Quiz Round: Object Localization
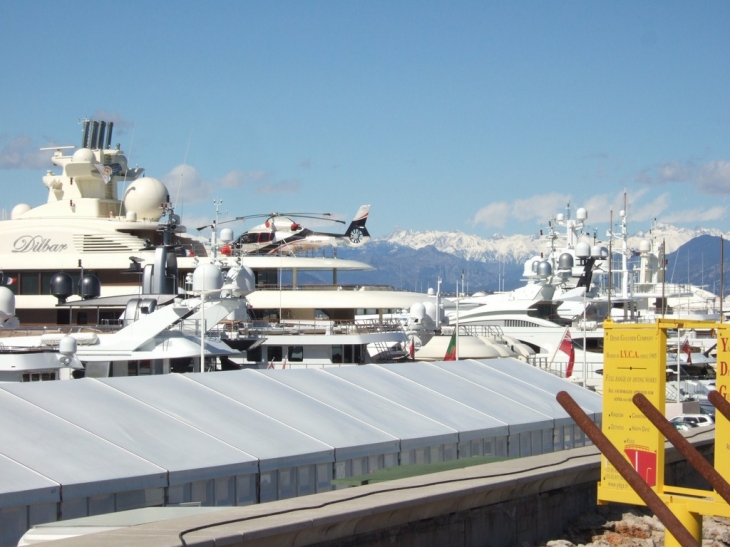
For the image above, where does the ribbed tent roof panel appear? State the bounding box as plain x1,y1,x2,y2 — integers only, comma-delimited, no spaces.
260,369,461,450
0,390,167,500
98,374,333,471
382,361,555,433
189,371,402,461
0,380,256,484
0,453,59,508
426,360,564,427
474,358,602,420
325,365,510,441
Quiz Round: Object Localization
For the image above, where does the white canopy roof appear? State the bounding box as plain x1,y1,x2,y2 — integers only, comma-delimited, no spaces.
0,357,602,510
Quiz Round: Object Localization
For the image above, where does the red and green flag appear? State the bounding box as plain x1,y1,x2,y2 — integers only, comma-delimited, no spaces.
443,332,457,361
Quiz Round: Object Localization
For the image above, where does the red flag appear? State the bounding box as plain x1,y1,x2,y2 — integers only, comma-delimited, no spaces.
443,332,457,361
408,338,415,360
559,329,575,378
681,338,692,364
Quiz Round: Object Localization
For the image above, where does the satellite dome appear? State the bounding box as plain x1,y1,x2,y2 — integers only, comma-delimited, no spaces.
558,253,574,270
72,148,96,163
11,203,31,219
221,265,255,297
576,207,587,220
536,261,552,277
193,263,223,292
427,287,435,296
50,272,74,303
219,228,234,243
123,177,169,221
592,245,609,258
423,302,438,322
0,287,15,318
59,336,77,357
556,213,564,222
575,242,591,258
409,302,426,320
639,240,652,253
80,273,101,299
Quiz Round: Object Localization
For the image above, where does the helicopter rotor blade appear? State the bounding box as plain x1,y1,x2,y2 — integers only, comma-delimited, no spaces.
233,212,346,224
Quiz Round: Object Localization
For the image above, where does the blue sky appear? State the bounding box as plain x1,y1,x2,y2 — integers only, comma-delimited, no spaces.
1,1,729,240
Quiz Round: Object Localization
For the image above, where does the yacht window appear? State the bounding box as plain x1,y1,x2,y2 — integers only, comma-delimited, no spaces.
573,337,604,353
267,346,283,362
19,273,40,295
170,357,194,373
288,346,304,362
246,346,262,362
344,345,353,363
332,345,343,364
41,272,56,295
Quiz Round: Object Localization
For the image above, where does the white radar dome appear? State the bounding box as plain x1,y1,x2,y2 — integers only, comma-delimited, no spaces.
72,148,96,163
123,177,169,221
576,207,587,220
591,245,609,258
11,203,31,219
192,263,223,293
221,265,255,297
423,302,438,322
59,336,77,357
409,302,426,320
219,228,234,243
575,242,591,258
639,240,652,253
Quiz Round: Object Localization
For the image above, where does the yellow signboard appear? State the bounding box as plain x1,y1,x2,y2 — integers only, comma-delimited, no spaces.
598,320,666,505
714,329,730,481
593,319,730,547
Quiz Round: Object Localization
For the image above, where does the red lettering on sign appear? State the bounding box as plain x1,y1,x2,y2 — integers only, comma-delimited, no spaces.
721,361,729,376
722,337,729,352
719,385,727,399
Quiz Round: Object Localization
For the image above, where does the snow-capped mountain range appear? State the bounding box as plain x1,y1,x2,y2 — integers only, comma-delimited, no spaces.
380,223,730,263
330,222,730,294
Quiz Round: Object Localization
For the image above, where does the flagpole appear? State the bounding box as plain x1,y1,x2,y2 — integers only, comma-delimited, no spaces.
583,287,587,386
676,335,681,403
455,278,460,361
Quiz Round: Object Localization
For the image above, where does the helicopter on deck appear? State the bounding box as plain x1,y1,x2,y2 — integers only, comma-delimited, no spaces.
203,205,371,256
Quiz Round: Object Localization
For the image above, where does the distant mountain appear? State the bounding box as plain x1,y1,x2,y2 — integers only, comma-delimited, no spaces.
665,234,730,293
300,224,730,295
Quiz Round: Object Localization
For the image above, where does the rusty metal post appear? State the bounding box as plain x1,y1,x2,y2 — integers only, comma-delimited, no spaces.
556,391,700,547
633,392,730,505
709,390,730,422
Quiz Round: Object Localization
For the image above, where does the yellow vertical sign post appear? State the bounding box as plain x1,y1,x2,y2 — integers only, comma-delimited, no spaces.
599,319,666,506
713,327,730,483
598,319,730,547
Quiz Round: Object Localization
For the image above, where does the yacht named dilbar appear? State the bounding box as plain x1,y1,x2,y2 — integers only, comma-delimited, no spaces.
1,120,428,327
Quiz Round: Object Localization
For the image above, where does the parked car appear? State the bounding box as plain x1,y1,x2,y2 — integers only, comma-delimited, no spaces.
669,414,714,428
